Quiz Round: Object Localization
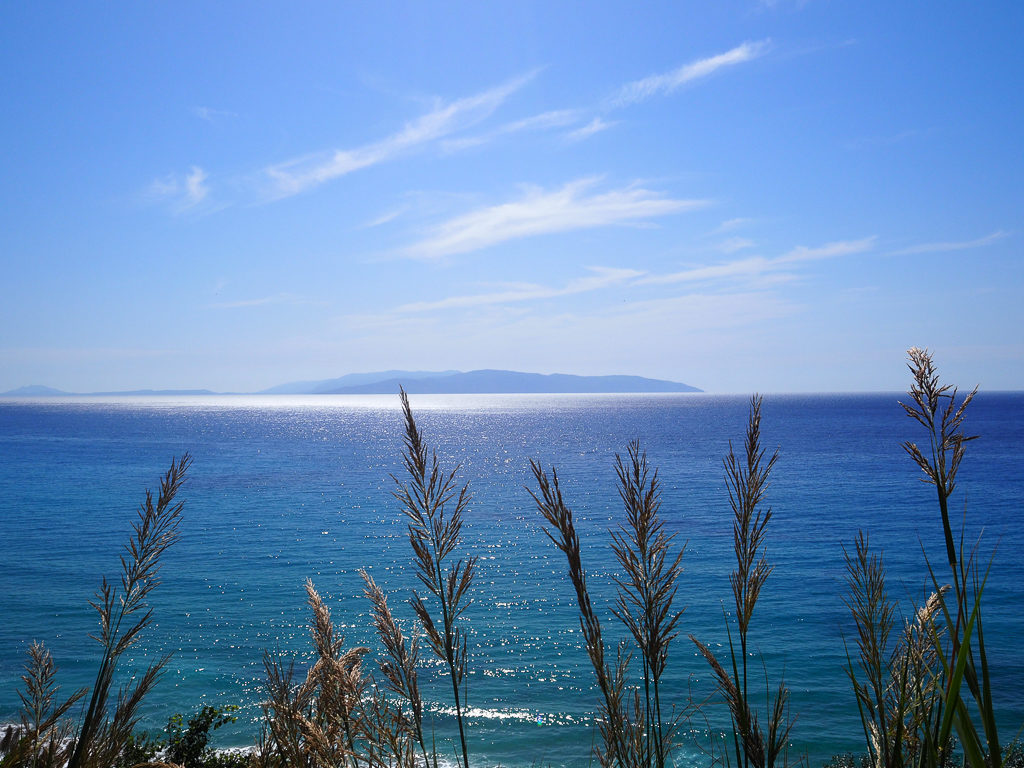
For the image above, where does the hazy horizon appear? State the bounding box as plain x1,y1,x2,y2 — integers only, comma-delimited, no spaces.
2,3,1021,394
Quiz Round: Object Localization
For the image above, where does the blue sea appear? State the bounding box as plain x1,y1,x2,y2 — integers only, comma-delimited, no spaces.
1,392,1022,766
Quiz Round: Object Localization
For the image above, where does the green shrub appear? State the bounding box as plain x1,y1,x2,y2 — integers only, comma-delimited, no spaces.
165,705,240,768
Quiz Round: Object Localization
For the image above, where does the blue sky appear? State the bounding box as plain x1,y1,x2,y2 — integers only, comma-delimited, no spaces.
1,2,1021,393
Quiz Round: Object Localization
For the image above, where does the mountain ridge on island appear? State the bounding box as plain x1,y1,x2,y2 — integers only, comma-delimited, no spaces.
282,369,701,394
3,370,702,396
261,370,461,394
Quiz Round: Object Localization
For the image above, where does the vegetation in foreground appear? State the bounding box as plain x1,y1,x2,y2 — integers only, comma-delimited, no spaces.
0,349,1019,768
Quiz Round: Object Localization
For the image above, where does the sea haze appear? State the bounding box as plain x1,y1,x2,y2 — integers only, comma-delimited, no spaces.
0,393,1021,767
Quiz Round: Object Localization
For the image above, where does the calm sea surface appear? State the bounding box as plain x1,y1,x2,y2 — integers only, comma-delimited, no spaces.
1,393,1022,766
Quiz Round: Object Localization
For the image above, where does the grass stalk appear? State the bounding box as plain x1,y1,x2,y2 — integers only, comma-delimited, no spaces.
531,439,686,768
0,456,190,768
529,460,632,767
392,388,476,768
842,348,1003,768
610,440,685,768
67,454,190,768
691,396,796,768
362,570,431,768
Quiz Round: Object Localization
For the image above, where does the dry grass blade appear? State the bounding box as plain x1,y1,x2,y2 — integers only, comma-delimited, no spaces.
899,347,978,579
529,459,632,768
691,637,766,768
725,397,778,639
2,642,86,768
66,454,191,768
359,687,418,768
303,580,369,768
842,532,900,768
260,653,311,768
392,388,475,768
609,440,686,768
260,582,374,768
692,397,797,768
361,570,429,768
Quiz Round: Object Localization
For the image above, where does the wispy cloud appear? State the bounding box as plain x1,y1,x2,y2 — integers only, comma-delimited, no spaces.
193,105,237,123
146,165,210,213
716,237,755,254
889,230,1009,256
405,177,707,259
777,236,876,263
566,117,615,141
440,108,581,153
395,267,644,313
611,40,771,107
362,207,407,229
209,293,308,309
185,167,208,205
263,74,533,198
708,217,755,235
639,236,875,286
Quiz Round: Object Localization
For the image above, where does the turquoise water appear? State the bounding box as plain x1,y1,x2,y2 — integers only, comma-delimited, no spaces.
1,392,1022,766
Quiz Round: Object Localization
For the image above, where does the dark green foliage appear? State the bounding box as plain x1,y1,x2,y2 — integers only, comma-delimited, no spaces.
111,705,245,768
822,754,872,768
165,705,240,768
113,730,162,768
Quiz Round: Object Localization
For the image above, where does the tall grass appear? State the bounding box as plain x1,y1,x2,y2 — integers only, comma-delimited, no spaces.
843,532,947,768
259,577,434,768
843,347,1004,768
392,387,476,768
690,396,797,768
0,454,190,768
5,351,1021,768
530,439,687,768
362,570,430,768
259,390,473,768
260,579,373,768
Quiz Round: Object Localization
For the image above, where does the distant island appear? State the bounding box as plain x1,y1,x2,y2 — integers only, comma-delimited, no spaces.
1,385,217,397
2,370,701,396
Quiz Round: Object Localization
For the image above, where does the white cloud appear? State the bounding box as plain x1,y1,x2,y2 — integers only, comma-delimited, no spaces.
264,74,533,198
889,230,1008,256
395,266,644,313
709,217,755,235
717,237,755,254
362,207,407,229
639,236,875,286
193,106,237,123
502,109,582,133
146,165,210,212
611,40,771,107
776,236,876,263
638,256,775,286
566,117,615,141
209,293,307,309
440,109,582,153
405,177,707,259
185,166,208,206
